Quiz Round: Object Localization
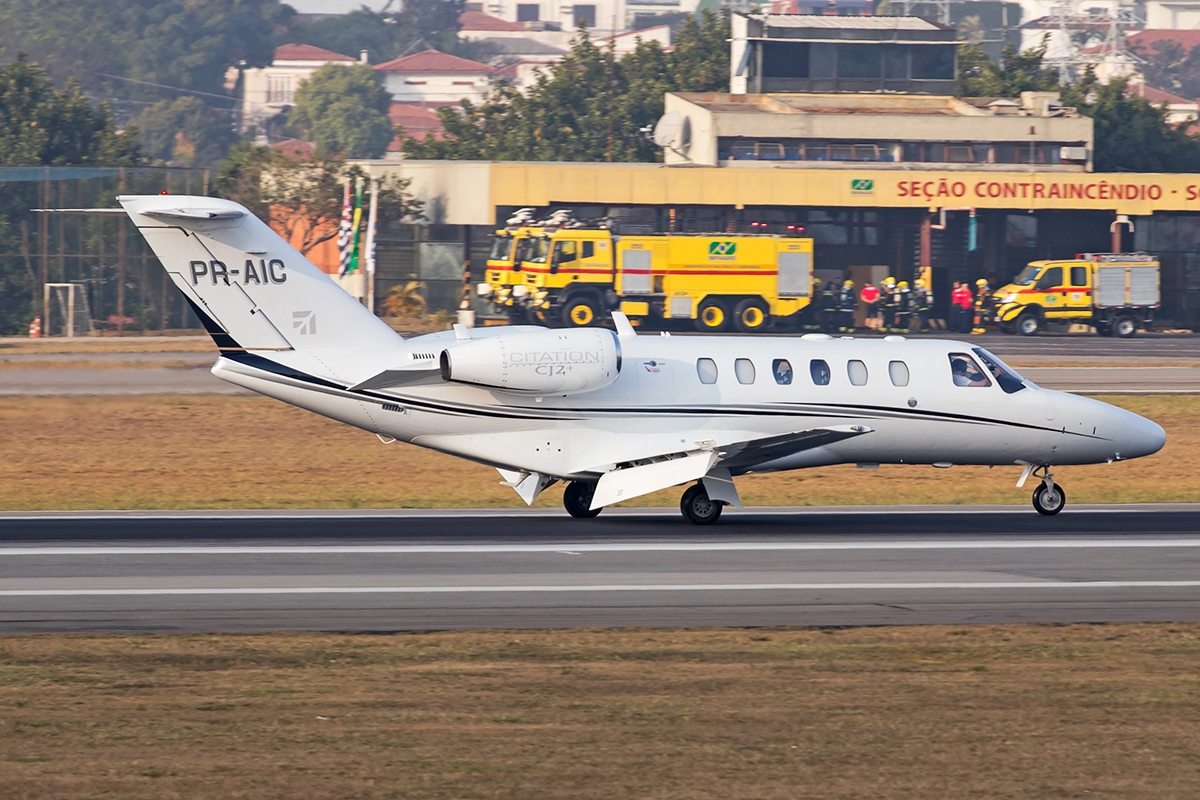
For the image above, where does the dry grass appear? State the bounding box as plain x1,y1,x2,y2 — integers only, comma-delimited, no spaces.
0,359,204,370
1,625,1199,798
0,395,1196,511
0,337,216,355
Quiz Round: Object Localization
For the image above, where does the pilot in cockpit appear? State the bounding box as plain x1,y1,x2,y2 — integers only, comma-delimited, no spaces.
950,354,991,387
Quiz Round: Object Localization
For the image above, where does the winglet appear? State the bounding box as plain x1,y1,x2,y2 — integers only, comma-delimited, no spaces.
611,311,636,338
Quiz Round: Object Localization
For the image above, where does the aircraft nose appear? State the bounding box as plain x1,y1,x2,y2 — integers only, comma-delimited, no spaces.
1108,405,1166,460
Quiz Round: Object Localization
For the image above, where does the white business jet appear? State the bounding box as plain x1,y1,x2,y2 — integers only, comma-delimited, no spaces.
118,195,1165,524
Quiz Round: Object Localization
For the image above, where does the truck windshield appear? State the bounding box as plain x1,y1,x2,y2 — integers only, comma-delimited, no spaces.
972,347,1028,394
527,237,550,264
512,237,531,271
489,236,513,261
1013,265,1041,285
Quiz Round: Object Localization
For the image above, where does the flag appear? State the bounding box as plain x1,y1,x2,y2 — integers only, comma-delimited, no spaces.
365,178,378,276
336,182,352,276
347,180,365,275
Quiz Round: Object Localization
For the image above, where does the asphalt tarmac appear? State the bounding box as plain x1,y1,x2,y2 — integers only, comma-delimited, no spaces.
1,506,1197,633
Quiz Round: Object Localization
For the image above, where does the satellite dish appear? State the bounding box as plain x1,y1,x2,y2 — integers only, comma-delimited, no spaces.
652,112,682,148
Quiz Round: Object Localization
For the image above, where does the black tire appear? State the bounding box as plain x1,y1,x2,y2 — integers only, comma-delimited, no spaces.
1114,315,1138,338
506,305,529,325
680,483,723,525
1096,322,1114,337
998,322,1016,335
562,295,602,328
732,298,771,333
1032,482,1066,516
563,481,601,519
694,298,730,333
1017,312,1040,337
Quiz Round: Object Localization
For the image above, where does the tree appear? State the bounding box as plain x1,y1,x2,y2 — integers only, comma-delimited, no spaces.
1131,39,1200,100
1067,77,1200,172
214,143,423,255
289,63,395,159
0,0,287,107
956,42,1060,98
403,10,730,162
132,97,237,167
0,54,141,165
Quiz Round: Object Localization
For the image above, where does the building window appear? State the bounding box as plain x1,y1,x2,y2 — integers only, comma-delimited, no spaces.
267,74,293,104
517,3,539,21
810,359,831,386
572,4,596,26
847,359,868,386
773,359,793,385
697,358,718,384
889,360,910,387
735,358,756,385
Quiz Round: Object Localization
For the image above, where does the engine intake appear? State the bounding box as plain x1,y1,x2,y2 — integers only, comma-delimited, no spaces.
440,328,621,395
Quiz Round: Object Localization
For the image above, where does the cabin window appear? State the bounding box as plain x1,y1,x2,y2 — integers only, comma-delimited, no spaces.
847,360,868,386
1036,266,1063,290
888,360,910,387
581,241,595,259
772,358,793,385
697,358,718,384
810,359,831,386
735,358,756,385
949,353,992,387
1070,266,1088,287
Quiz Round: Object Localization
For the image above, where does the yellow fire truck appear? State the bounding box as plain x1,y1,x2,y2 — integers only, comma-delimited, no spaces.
480,224,540,323
993,252,1161,337
501,226,814,331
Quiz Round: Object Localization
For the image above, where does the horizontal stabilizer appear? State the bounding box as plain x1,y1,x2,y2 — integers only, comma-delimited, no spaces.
591,451,718,510
143,208,245,221
349,368,443,392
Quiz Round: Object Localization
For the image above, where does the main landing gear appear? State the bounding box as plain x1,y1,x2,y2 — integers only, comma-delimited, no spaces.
1025,464,1067,516
563,481,601,519
681,483,724,525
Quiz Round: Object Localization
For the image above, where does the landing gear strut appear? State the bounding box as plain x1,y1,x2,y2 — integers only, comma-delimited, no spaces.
680,483,724,525
1028,465,1066,516
563,481,601,519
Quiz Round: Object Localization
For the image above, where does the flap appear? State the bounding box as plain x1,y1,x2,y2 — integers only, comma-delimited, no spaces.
716,425,872,470
591,451,718,510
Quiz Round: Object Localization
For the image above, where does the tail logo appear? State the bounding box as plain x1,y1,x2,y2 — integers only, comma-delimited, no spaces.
293,310,317,335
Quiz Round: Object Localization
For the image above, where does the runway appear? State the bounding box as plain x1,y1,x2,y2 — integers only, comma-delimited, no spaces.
1,506,1197,633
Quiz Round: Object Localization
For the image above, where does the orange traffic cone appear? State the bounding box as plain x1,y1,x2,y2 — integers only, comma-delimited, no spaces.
29,316,41,338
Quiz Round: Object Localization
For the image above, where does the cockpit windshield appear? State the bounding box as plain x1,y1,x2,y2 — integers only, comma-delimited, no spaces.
972,347,1027,394
1013,265,1041,285
527,237,550,264
489,236,513,261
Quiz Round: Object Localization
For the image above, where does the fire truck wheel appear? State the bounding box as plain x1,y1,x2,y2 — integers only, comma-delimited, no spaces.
562,296,601,327
694,299,730,332
1096,321,1114,337
733,299,770,333
1017,312,1040,336
507,306,531,325
1114,316,1138,338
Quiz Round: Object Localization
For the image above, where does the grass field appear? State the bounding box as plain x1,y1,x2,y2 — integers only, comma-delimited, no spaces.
2,625,1199,798
0,395,1195,510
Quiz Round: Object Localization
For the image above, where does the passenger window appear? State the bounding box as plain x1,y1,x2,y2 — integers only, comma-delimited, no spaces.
772,358,793,385
581,241,595,259
949,353,992,387
888,360,909,387
847,360,868,386
1070,266,1088,287
1035,266,1062,290
697,358,718,384
810,359,831,386
734,358,755,384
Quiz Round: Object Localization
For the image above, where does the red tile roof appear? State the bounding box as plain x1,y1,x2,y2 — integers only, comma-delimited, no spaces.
1128,29,1200,53
273,43,355,62
374,49,495,75
1129,83,1196,106
389,103,445,149
458,10,526,31
270,138,316,157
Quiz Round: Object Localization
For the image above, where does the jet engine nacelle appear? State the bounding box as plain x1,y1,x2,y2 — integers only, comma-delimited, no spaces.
440,328,621,395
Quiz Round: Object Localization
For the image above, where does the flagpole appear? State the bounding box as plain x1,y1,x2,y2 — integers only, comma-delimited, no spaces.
365,178,378,314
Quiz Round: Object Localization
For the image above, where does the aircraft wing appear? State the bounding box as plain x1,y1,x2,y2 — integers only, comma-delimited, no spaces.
588,424,872,510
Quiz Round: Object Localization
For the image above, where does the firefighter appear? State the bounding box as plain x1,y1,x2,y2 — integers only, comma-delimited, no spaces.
951,280,973,333
880,277,897,332
896,280,913,332
912,277,931,332
972,278,991,334
820,280,839,333
839,279,857,332
859,281,881,331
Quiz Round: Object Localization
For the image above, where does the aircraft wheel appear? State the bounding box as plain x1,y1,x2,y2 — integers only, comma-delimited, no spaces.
1114,315,1138,338
1032,482,1066,516
694,298,730,332
680,483,723,525
733,298,770,333
563,481,602,519
1017,312,1040,336
562,295,601,328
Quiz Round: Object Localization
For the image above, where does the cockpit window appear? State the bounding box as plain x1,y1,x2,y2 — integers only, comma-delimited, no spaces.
972,347,1027,394
949,353,992,387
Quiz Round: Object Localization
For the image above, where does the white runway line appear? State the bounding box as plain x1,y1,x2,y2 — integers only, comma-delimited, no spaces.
3,539,1200,556
2,581,1200,597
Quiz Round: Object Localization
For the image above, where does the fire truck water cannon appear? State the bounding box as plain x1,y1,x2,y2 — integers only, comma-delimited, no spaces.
439,328,621,395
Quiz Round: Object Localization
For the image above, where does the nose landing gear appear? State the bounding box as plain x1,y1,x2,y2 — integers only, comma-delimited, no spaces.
1021,464,1067,516
681,483,724,525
